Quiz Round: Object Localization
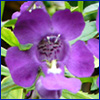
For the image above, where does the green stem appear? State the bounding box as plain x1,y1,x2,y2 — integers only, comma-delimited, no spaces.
78,1,83,13
1,1,5,21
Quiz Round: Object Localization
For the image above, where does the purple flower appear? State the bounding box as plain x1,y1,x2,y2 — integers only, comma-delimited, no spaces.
87,8,99,88
5,9,94,98
87,38,99,59
87,37,99,88
87,39,99,88
36,76,62,99
87,38,99,88
12,1,46,19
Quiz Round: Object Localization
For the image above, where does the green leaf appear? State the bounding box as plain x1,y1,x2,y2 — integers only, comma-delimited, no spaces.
69,21,98,45
79,76,98,83
19,43,33,51
65,2,71,9
1,65,10,76
1,19,17,28
1,1,5,21
1,27,20,46
79,77,93,83
83,3,99,17
91,76,98,91
61,90,99,99
1,76,22,99
78,1,83,13
1,89,23,99
1,76,21,91
1,27,33,51
1,47,7,57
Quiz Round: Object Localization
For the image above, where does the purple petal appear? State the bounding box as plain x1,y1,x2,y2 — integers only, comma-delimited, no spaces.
96,8,99,32
5,47,40,87
66,40,94,77
41,75,81,93
36,77,62,99
87,39,99,59
96,77,99,87
12,11,21,19
20,1,46,13
14,9,52,45
20,1,33,12
52,9,85,41
35,1,47,12
26,91,31,97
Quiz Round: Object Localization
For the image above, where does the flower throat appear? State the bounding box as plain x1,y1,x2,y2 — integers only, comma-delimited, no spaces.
37,35,66,62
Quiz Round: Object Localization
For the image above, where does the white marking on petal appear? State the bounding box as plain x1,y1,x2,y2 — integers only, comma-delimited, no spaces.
47,60,62,74
47,68,62,74
29,9,32,12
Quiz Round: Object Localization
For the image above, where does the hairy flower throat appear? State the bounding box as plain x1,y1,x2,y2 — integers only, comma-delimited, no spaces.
37,35,67,62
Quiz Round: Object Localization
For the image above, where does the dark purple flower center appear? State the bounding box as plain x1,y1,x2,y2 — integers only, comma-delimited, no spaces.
37,35,67,62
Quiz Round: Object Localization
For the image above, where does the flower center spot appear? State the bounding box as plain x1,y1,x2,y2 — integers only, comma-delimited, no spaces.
47,60,62,74
37,35,66,62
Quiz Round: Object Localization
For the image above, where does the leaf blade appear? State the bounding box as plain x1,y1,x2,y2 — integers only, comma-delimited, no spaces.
1,47,7,57
1,27,20,47
61,90,99,99
1,65,10,76
1,1,5,20
83,3,99,16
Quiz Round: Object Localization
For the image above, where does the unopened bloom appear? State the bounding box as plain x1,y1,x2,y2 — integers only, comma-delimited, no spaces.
6,9,94,99
12,1,46,19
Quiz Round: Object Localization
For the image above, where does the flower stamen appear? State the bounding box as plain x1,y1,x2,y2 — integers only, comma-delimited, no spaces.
47,36,51,43
55,34,60,43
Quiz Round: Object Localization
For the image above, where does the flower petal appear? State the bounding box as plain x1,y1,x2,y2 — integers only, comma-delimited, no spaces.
36,77,62,99
52,9,85,41
12,11,21,19
87,39,99,59
65,40,94,77
35,1,47,12
14,9,52,45
96,77,99,87
96,8,99,32
20,1,32,12
5,46,40,87
41,75,81,93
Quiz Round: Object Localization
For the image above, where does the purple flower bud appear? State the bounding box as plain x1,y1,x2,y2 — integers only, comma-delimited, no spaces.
12,1,46,19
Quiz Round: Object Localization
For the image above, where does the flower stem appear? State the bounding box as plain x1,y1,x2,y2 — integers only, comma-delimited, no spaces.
78,1,84,13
